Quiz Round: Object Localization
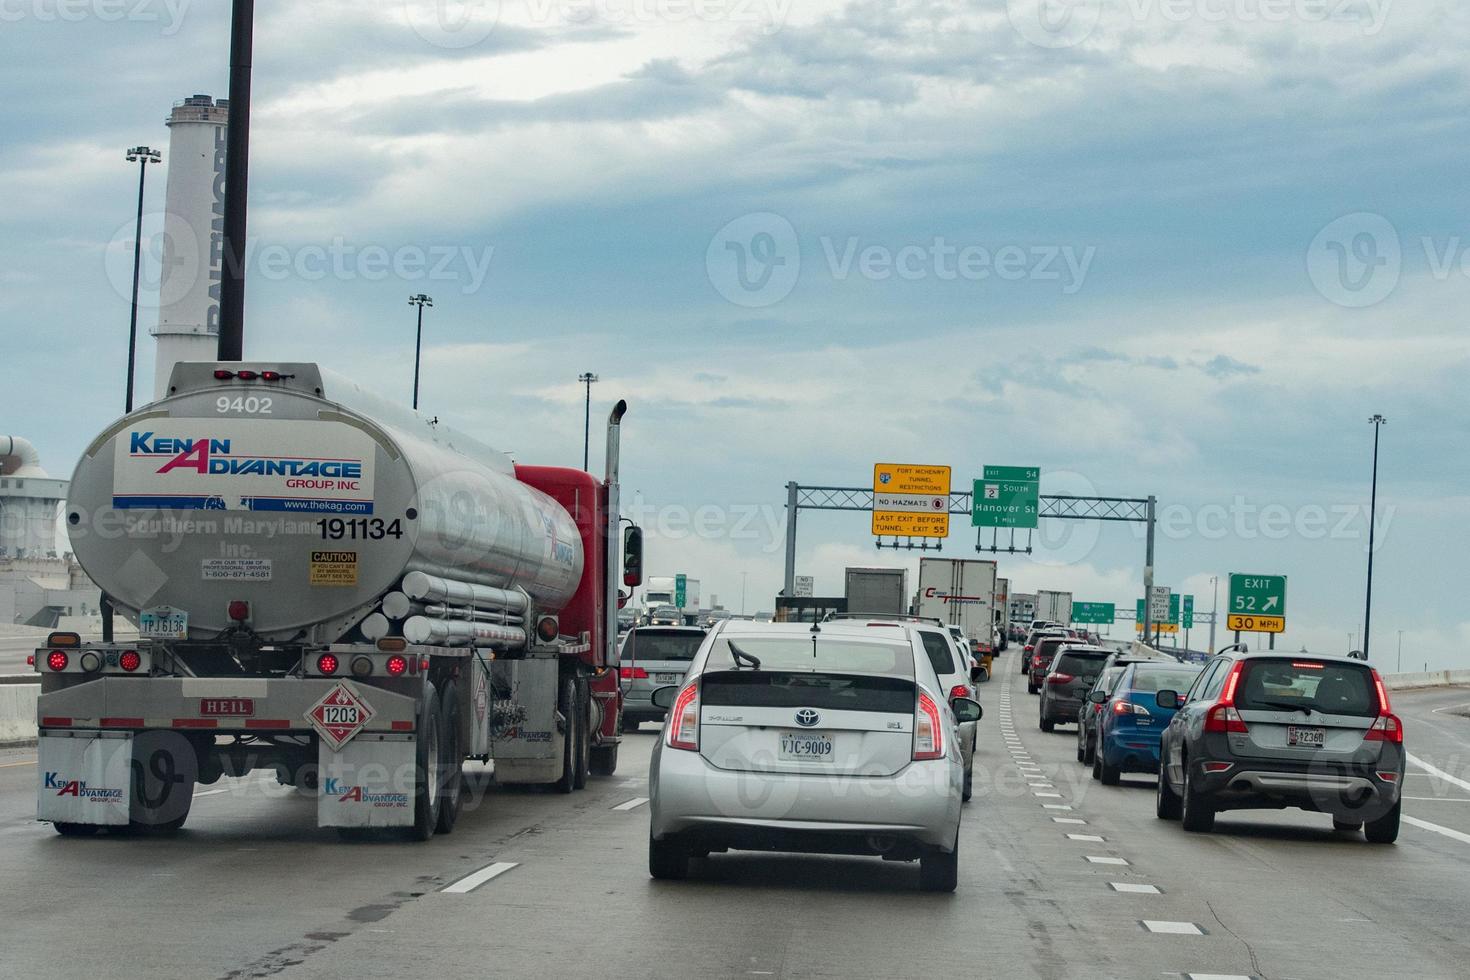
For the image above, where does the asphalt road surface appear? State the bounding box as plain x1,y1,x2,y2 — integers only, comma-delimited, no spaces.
1,662,1468,979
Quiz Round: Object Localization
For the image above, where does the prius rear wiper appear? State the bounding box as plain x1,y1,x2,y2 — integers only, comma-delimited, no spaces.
728,642,761,670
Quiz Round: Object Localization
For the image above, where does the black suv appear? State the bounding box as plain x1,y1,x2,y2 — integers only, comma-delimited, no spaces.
1038,645,1111,731
1155,650,1405,843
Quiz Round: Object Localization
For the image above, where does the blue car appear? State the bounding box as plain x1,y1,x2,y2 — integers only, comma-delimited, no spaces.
1092,661,1203,785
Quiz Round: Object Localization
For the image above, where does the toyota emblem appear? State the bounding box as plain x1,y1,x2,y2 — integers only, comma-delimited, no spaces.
794,708,820,727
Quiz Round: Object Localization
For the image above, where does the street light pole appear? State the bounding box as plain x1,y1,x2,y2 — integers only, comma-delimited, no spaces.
578,373,599,471
1363,414,1386,661
1397,629,1403,674
124,146,161,412
408,294,433,410
1208,575,1218,654
741,571,748,617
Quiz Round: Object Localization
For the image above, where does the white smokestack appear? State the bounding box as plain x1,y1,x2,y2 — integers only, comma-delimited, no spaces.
151,94,229,399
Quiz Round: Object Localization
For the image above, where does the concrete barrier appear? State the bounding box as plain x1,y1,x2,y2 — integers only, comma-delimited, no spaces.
1383,669,1470,691
0,681,38,746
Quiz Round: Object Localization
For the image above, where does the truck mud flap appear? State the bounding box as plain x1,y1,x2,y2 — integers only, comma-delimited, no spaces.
318,733,415,828
37,731,131,827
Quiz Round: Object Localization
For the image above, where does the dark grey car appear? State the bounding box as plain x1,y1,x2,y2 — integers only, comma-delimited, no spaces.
1076,666,1126,764
619,626,707,730
1156,651,1405,842
1038,646,1111,731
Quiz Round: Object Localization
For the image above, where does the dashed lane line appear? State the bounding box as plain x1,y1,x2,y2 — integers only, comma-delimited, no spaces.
1086,855,1129,865
1403,814,1470,846
442,862,519,894
612,797,650,811
1111,882,1160,894
1406,753,1470,795
1142,920,1203,935
1067,833,1105,842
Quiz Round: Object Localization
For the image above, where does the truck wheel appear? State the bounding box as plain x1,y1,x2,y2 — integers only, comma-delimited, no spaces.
572,677,590,791
409,682,442,842
435,680,463,836
555,676,579,794
54,822,99,837
649,834,689,880
589,741,619,777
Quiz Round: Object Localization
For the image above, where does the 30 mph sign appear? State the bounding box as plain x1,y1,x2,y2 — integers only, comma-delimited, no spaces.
1228,574,1287,633
1226,613,1285,633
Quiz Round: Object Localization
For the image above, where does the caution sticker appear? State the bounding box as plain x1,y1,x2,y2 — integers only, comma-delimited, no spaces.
310,551,358,587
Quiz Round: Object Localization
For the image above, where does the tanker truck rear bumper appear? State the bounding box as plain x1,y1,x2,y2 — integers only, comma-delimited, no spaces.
36,673,425,830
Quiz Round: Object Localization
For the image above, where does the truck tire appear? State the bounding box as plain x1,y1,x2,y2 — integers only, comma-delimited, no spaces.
589,741,619,776
555,676,579,794
53,822,99,837
649,834,689,880
409,682,442,842
435,680,464,835
572,677,590,791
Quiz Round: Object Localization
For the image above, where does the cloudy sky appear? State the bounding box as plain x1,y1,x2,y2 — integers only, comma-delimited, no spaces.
3,0,1466,666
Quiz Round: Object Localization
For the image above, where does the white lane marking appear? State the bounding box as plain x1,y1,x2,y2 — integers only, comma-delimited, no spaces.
1111,882,1160,894
612,797,650,811
1404,797,1470,802
442,861,519,894
1034,792,1063,798
1068,833,1105,842
617,779,643,787
1086,855,1129,865
0,759,37,768
1431,702,1470,715
1053,817,1087,825
1185,975,1251,980
1143,920,1203,935
1407,753,1470,794
193,788,230,798
1403,815,1470,846
1043,804,1073,810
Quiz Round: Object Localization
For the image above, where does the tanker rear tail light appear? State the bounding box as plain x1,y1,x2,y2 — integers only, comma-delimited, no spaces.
119,650,142,672
317,653,340,676
228,600,251,623
79,651,103,673
351,656,374,678
47,651,69,672
214,369,291,381
235,370,259,380
536,616,560,643
386,655,408,676
376,638,407,652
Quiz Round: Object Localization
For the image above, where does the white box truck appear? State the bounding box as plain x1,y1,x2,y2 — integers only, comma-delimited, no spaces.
1035,589,1073,626
644,575,701,626
994,577,1010,651
915,558,998,674
843,567,908,616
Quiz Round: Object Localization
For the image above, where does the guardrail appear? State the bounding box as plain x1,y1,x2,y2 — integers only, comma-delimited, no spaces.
1383,669,1470,691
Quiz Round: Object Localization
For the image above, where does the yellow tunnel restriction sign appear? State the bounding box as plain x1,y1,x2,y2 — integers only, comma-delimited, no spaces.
1226,613,1284,633
872,464,951,538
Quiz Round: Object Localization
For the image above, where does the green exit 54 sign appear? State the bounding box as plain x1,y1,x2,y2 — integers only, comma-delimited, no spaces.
973,466,1040,529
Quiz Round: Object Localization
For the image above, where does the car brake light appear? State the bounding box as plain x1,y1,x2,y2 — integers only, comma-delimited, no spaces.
1204,703,1248,733
118,650,142,672
1112,698,1150,716
948,684,970,701
914,690,944,761
1376,770,1399,783
666,682,700,751
1292,661,1325,669
1364,713,1403,744
620,666,650,680
1047,673,1075,685
385,654,408,676
1220,660,1244,704
1371,669,1393,714
316,653,339,676
1024,644,1034,652
47,650,69,672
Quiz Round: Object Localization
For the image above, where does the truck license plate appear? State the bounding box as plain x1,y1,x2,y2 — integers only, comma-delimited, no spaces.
139,605,188,639
1288,726,1324,748
779,731,833,762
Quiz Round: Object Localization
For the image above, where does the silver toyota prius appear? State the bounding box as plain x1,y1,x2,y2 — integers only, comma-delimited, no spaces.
647,619,981,891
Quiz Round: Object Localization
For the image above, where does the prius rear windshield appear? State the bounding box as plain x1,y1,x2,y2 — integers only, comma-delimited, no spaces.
706,637,914,677
701,671,915,713
1236,660,1376,717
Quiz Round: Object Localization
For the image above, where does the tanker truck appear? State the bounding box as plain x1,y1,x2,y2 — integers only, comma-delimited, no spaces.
33,362,642,841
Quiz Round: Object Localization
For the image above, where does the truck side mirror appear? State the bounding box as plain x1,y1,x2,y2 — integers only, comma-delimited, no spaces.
622,525,643,587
